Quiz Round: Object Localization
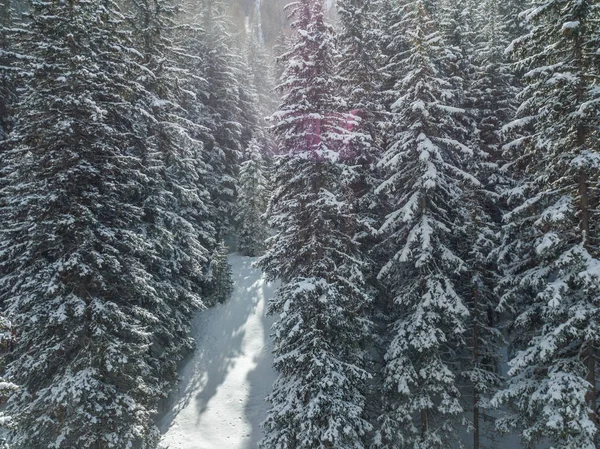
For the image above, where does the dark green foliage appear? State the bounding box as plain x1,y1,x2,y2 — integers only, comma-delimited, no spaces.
204,242,234,305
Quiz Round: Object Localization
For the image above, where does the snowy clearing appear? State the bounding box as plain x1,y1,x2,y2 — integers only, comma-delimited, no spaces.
160,254,278,449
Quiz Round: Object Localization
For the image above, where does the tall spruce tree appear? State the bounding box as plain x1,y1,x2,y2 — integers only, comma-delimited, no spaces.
335,0,387,255
0,1,173,446
232,45,261,150
336,0,384,151
0,0,13,147
377,0,408,99
374,1,484,447
196,0,243,237
119,0,211,394
244,33,278,162
437,0,479,152
336,0,390,432
236,138,269,257
257,0,373,447
203,241,234,305
454,1,519,447
171,17,220,257
472,0,520,164
461,179,505,449
245,33,278,124
492,1,600,448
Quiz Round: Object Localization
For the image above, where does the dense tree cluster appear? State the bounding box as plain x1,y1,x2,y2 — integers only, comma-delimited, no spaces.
262,0,600,449
0,0,271,447
493,2,600,449
1,0,599,447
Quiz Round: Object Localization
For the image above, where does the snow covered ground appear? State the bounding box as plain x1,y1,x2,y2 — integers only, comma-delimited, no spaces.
160,254,278,449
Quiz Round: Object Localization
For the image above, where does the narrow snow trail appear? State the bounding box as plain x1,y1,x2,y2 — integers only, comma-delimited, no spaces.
160,254,278,449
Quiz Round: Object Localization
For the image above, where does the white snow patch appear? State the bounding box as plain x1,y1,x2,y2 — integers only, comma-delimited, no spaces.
561,21,580,31
160,254,278,449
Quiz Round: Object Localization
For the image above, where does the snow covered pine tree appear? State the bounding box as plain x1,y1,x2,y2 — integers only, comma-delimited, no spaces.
336,0,385,170
374,1,487,448
472,0,520,165
440,1,510,447
335,0,390,430
123,0,213,385
335,0,388,275
0,0,13,148
194,0,244,238
236,138,269,257
257,0,374,447
204,241,234,306
493,1,600,448
0,0,174,446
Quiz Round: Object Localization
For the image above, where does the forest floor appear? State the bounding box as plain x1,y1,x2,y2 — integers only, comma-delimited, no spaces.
159,254,278,449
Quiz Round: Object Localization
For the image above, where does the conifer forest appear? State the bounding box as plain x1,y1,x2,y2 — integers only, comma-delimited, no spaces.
0,0,599,448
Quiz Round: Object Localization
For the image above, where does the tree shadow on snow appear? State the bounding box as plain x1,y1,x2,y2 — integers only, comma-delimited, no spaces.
241,280,278,449
159,256,260,433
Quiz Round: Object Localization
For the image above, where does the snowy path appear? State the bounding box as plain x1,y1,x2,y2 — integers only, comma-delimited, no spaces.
160,254,278,449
